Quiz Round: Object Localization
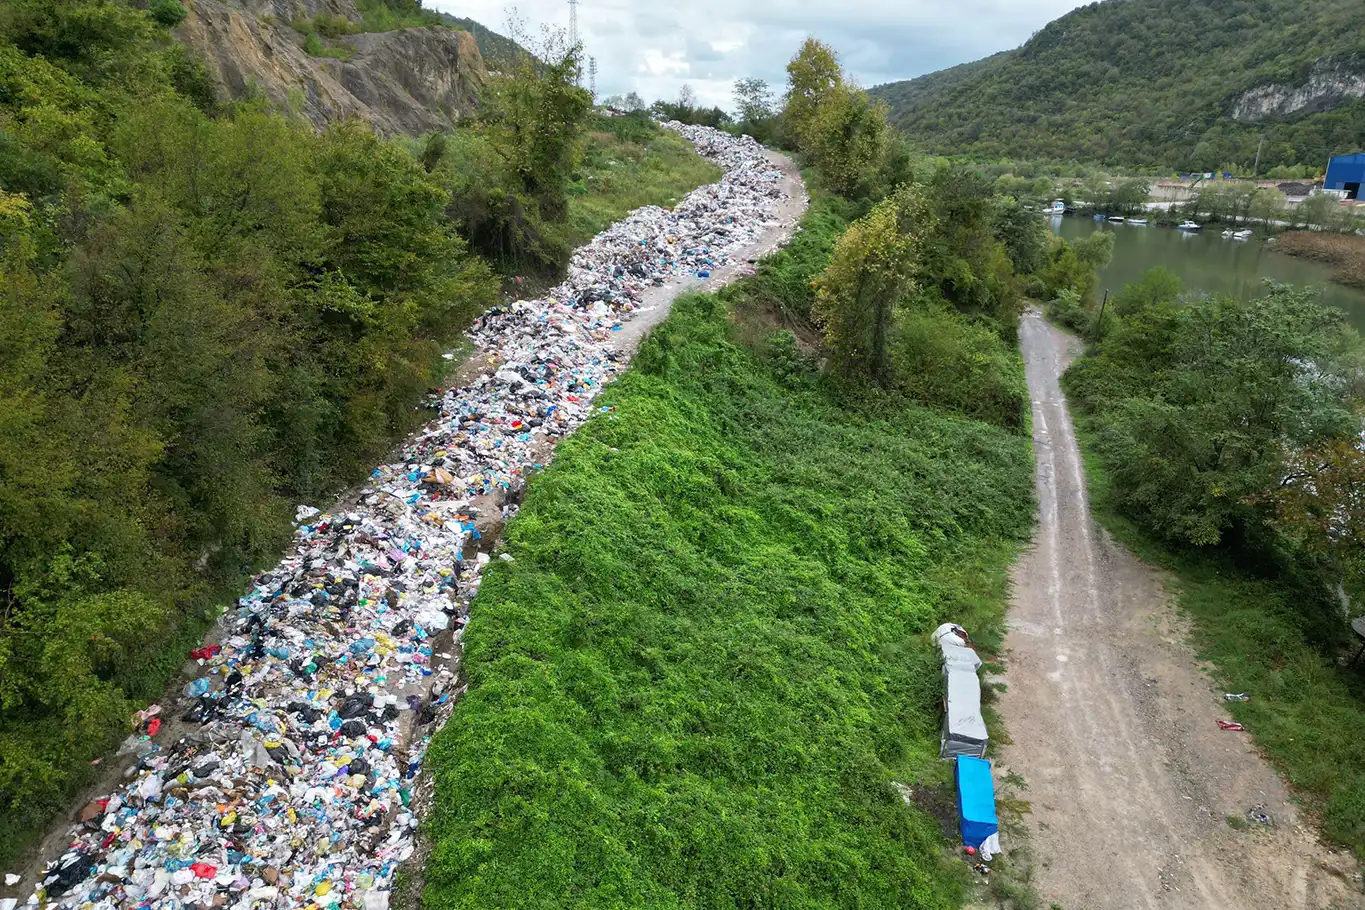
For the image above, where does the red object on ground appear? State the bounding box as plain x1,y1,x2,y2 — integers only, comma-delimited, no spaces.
190,863,217,880
189,644,221,661
1217,720,1246,731
964,846,977,856
146,717,162,737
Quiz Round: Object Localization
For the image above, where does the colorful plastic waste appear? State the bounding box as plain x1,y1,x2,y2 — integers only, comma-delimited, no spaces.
24,123,790,910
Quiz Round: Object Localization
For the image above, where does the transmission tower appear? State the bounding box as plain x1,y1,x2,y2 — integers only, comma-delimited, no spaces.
589,57,598,98
568,0,579,47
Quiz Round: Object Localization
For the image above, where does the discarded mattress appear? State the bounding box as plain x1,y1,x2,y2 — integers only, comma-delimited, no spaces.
955,755,1000,852
941,665,989,759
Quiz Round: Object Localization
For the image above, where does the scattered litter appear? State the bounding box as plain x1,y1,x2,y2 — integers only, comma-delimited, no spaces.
4,873,19,886
1247,804,1273,826
25,123,791,910
1224,693,1249,701
1217,720,1246,731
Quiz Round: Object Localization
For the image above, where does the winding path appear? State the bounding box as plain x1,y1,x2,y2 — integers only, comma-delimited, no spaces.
998,310,1358,909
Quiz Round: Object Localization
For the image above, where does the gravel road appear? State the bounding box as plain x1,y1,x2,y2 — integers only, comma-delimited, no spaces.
997,309,1361,909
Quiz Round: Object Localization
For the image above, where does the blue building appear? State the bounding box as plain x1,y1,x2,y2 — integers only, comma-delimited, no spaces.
1325,153,1365,199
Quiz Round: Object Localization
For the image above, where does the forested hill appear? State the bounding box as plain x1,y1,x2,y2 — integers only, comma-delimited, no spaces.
870,0,1365,171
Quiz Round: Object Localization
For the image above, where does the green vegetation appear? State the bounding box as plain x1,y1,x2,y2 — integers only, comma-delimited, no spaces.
0,0,719,866
422,288,1035,910
565,113,723,247
1061,271,1365,854
419,35,1078,906
870,0,1365,172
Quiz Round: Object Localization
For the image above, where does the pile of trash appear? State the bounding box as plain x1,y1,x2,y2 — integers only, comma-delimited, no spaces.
13,123,789,910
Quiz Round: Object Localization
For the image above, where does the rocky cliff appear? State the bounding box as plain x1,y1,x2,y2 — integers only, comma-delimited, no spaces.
176,0,488,135
1233,57,1365,122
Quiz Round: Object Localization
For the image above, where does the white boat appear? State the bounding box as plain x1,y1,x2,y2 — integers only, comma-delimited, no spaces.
1178,221,1203,231
1128,218,1148,225
1049,199,1065,214
1233,229,1253,241
1222,229,1235,238
1109,216,1126,223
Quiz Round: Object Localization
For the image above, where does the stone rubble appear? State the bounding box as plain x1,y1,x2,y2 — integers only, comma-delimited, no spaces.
14,123,788,910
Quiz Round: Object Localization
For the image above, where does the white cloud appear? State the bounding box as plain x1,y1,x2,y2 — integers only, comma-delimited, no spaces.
428,0,1088,109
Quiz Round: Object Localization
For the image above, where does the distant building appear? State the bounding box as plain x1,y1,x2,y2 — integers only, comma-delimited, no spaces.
1325,153,1365,200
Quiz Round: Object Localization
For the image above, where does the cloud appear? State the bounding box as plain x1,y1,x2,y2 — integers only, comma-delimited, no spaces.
429,0,1087,108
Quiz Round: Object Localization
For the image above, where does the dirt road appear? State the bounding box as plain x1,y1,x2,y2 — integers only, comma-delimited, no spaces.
997,310,1360,909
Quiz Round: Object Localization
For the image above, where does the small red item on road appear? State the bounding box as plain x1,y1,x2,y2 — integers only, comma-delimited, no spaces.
1217,720,1245,731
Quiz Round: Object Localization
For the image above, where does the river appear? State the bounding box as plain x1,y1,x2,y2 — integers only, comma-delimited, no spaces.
1049,216,1365,332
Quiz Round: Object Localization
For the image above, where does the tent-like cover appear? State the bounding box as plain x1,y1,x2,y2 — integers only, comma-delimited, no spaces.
940,666,988,759
955,755,999,849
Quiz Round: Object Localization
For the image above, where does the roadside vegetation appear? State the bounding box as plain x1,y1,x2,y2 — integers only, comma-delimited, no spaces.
1059,271,1365,853
422,36,1061,909
0,0,718,866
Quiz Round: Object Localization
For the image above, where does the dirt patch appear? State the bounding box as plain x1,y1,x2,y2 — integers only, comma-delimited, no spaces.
996,310,1362,909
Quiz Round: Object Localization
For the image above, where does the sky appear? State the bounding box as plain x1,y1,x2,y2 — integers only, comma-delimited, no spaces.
429,0,1089,108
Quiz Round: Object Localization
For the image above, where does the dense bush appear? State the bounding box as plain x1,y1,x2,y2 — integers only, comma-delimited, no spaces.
424,292,1035,909
892,306,1028,429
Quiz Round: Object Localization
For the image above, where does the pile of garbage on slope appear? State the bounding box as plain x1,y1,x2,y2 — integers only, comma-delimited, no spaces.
9,124,787,910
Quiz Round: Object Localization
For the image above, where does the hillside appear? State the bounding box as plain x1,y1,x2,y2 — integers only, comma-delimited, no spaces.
174,0,526,135
870,0,1365,171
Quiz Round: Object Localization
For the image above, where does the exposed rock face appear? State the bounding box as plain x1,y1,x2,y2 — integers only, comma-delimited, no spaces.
177,0,488,135
1233,56,1365,122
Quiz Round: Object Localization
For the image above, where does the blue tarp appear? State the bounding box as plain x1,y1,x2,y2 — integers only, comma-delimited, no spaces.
955,755,999,848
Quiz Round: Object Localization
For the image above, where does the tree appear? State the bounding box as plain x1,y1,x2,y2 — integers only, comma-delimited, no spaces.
677,83,698,112
733,77,774,124
1248,187,1286,228
481,33,593,222
1111,267,1182,317
1262,433,1365,608
801,82,888,198
1091,286,1356,546
812,183,934,384
783,38,841,146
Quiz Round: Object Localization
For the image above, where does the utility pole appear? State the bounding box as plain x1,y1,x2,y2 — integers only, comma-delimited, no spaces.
1253,135,1265,177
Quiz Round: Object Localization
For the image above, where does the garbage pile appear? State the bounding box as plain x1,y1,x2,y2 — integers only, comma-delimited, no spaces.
16,123,789,910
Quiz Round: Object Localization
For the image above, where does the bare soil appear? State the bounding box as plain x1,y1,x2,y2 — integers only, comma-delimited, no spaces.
997,310,1362,909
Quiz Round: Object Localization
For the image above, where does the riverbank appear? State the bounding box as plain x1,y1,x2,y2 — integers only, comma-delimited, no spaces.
1271,232,1365,291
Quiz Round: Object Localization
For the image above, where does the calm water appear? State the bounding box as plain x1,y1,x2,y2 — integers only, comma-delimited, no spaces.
1049,216,1365,332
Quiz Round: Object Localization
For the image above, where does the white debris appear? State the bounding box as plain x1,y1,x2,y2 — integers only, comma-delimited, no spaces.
27,123,788,909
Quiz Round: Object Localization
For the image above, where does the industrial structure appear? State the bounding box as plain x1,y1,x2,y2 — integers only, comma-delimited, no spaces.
1325,153,1365,200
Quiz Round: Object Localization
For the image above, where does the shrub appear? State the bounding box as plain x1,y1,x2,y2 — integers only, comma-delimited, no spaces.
147,0,187,28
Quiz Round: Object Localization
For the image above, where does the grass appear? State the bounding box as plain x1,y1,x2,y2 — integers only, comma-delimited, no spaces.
1068,415,1365,857
566,114,724,248
421,245,1037,905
